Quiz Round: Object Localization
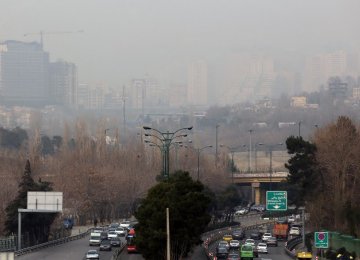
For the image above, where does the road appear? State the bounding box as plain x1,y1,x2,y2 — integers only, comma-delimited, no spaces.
15,214,292,260
206,220,293,260
117,214,279,260
16,235,126,260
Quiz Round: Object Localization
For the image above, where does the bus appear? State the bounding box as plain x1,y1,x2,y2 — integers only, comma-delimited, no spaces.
126,228,137,253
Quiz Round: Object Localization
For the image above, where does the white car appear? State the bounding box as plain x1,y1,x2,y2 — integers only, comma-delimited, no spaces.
115,227,127,236
120,220,131,229
262,232,272,241
289,227,301,236
86,249,99,259
256,242,268,253
107,231,118,239
288,216,295,223
235,208,248,215
229,240,240,248
244,238,255,247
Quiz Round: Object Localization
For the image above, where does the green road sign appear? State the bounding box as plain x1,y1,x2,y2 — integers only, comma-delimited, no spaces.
266,191,287,211
314,232,329,248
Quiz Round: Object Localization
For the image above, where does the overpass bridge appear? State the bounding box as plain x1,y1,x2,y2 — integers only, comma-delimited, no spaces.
232,171,289,205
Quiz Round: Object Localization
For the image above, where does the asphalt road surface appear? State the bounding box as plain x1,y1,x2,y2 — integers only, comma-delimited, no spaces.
17,235,126,260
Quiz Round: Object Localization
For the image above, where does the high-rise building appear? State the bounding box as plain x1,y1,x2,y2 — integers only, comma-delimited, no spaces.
220,54,275,104
0,40,50,106
187,60,208,106
49,61,77,107
303,50,347,93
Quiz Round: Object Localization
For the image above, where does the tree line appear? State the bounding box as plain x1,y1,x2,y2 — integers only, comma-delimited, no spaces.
285,116,360,237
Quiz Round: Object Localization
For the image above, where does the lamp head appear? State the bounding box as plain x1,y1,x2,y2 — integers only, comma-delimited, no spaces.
143,126,152,130
187,126,193,130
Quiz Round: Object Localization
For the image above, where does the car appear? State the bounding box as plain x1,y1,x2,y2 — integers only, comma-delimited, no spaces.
288,215,295,223
222,234,233,242
232,229,245,240
217,240,230,251
256,242,268,253
250,231,262,240
244,238,255,247
289,227,301,236
234,208,248,216
120,220,131,229
109,223,120,229
227,252,240,259
262,232,272,241
258,225,269,235
216,247,229,259
99,238,112,251
93,227,103,233
110,236,121,247
266,237,278,247
250,204,265,212
229,239,240,249
86,249,99,259
107,231,118,239
115,227,127,236
100,231,108,240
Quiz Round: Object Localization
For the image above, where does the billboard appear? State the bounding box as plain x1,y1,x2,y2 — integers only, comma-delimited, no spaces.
27,192,63,211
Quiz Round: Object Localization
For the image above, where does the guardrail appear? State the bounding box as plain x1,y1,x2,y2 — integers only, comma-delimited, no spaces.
284,236,303,258
14,227,94,256
111,242,126,260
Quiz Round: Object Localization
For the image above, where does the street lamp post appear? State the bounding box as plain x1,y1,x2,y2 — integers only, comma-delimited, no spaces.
220,144,246,183
197,145,213,181
248,129,253,172
143,126,193,179
257,143,283,190
215,124,220,167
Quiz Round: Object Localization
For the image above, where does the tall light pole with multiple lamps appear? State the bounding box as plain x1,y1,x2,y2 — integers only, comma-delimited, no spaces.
196,145,213,181
257,142,283,190
143,126,193,179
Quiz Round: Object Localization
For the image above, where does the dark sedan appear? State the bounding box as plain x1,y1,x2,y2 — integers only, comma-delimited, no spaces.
110,236,121,247
216,247,229,259
99,238,112,251
250,231,262,240
232,229,245,240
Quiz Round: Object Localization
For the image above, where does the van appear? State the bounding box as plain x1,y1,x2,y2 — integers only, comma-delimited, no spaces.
89,232,101,246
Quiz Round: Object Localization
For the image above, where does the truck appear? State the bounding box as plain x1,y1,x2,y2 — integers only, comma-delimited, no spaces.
272,223,289,240
89,232,101,246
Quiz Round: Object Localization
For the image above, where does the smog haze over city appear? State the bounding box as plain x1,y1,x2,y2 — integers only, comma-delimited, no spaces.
1,0,360,105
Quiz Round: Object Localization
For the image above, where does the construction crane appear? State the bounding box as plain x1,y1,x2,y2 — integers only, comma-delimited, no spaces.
23,30,84,49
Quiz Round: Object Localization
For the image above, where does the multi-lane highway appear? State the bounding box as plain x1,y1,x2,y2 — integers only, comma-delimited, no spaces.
16,214,293,260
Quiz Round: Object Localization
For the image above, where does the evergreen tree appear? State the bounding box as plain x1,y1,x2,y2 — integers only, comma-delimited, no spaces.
285,136,320,206
135,171,211,260
4,160,57,246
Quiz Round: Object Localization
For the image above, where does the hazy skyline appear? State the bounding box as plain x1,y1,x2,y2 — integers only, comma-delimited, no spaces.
1,0,359,90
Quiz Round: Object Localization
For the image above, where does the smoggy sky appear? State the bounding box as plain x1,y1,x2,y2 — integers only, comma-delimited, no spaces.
1,0,359,88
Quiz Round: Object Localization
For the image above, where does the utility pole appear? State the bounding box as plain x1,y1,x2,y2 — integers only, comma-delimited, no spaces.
166,207,170,260
298,121,302,137
248,129,253,172
122,86,126,139
215,125,220,167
